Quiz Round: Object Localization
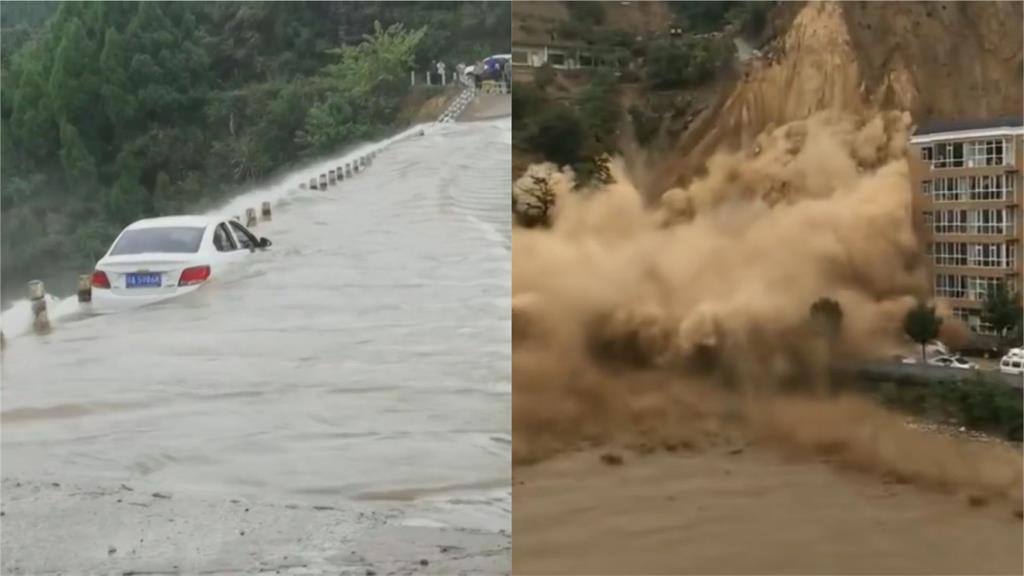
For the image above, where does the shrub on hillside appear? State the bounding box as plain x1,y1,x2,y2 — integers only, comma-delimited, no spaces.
524,105,586,168
644,36,733,90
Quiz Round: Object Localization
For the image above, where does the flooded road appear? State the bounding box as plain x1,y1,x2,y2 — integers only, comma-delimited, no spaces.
1,116,511,574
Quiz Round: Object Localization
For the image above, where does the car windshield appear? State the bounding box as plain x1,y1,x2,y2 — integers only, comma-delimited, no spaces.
109,226,205,255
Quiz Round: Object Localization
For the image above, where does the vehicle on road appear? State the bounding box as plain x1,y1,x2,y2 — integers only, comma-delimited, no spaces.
91,216,271,311
928,355,977,370
1000,353,1024,376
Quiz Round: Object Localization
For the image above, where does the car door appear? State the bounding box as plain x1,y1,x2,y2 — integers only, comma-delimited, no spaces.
211,221,249,277
228,220,262,254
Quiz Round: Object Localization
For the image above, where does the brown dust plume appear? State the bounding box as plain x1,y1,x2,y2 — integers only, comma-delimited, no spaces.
512,111,1022,504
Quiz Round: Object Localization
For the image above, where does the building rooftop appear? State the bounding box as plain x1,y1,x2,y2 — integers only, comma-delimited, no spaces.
913,116,1023,136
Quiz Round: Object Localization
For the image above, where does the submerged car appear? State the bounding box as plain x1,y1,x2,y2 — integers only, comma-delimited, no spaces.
1000,351,1024,376
90,216,271,310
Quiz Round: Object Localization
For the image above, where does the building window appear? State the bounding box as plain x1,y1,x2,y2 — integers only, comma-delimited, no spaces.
512,50,529,65
548,52,566,67
952,307,972,324
932,176,966,202
929,175,1010,202
965,138,1006,167
966,276,1003,302
933,241,968,266
578,53,595,67
969,243,1005,268
972,208,1007,235
934,209,968,234
922,137,1012,170
935,273,967,299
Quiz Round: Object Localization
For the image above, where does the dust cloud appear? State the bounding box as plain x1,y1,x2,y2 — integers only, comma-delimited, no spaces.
512,111,1023,504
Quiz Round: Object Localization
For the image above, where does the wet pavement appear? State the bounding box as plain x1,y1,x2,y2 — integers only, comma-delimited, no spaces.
1,118,511,574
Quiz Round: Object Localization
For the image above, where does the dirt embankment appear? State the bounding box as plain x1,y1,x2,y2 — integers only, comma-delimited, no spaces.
397,86,462,125
459,93,512,122
654,0,1024,194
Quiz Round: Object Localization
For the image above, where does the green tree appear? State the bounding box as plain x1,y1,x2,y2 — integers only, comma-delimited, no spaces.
58,120,98,191
645,36,732,90
526,106,586,169
981,283,1023,349
564,2,606,25
904,302,943,363
11,62,57,160
578,69,620,155
100,27,138,139
48,17,99,126
152,171,173,213
298,22,425,155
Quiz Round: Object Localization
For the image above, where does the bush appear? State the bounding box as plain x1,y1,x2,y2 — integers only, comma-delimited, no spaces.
629,104,659,146
564,1,606,26
577,69,620,155
525,105,585,168
644,36,733,90
534,63,556,90
866,376,1023,442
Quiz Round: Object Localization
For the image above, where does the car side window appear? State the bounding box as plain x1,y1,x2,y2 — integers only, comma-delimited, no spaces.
214,223,237,252
229,221,257,250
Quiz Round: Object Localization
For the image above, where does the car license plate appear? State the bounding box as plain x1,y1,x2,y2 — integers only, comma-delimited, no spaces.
126,272,162,288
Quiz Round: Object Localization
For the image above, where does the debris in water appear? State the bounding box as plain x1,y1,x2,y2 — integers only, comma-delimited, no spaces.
419,559,429,566
152,492,171,499
107,545,117,556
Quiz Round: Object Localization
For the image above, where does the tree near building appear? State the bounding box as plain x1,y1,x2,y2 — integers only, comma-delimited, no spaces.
981,283,1023,349
809,297,843,342
904,302,943,363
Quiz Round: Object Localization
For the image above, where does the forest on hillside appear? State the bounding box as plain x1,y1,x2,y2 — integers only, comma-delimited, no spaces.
1,1,510,298
512,1,769,187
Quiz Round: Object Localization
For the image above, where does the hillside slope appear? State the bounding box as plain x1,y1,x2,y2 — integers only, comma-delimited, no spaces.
655,0,1023,195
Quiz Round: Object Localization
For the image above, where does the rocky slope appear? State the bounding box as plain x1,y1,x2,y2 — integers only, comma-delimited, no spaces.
654,0,1023,195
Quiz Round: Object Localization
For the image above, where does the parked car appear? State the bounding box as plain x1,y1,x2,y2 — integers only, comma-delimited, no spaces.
1000,353,1024,376
90,216,271,311
928,355,978,370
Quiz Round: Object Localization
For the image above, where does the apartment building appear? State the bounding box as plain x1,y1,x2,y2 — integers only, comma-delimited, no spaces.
908,117,1024,339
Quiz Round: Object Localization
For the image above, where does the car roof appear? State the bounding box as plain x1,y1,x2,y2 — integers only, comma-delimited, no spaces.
125,216,216,230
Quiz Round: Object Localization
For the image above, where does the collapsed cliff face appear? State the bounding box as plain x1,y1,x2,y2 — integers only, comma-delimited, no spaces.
655,0,1024,196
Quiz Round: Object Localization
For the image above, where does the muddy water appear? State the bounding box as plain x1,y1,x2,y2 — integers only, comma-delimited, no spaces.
514,448,1024,575
1,119,511,535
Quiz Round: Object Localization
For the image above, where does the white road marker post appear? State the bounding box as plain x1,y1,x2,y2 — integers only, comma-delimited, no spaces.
77,274,92,303
28,280,50,335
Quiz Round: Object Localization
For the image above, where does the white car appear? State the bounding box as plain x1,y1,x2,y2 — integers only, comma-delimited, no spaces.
90,216,271,310
1000,354,1024,375
928,355,977,370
